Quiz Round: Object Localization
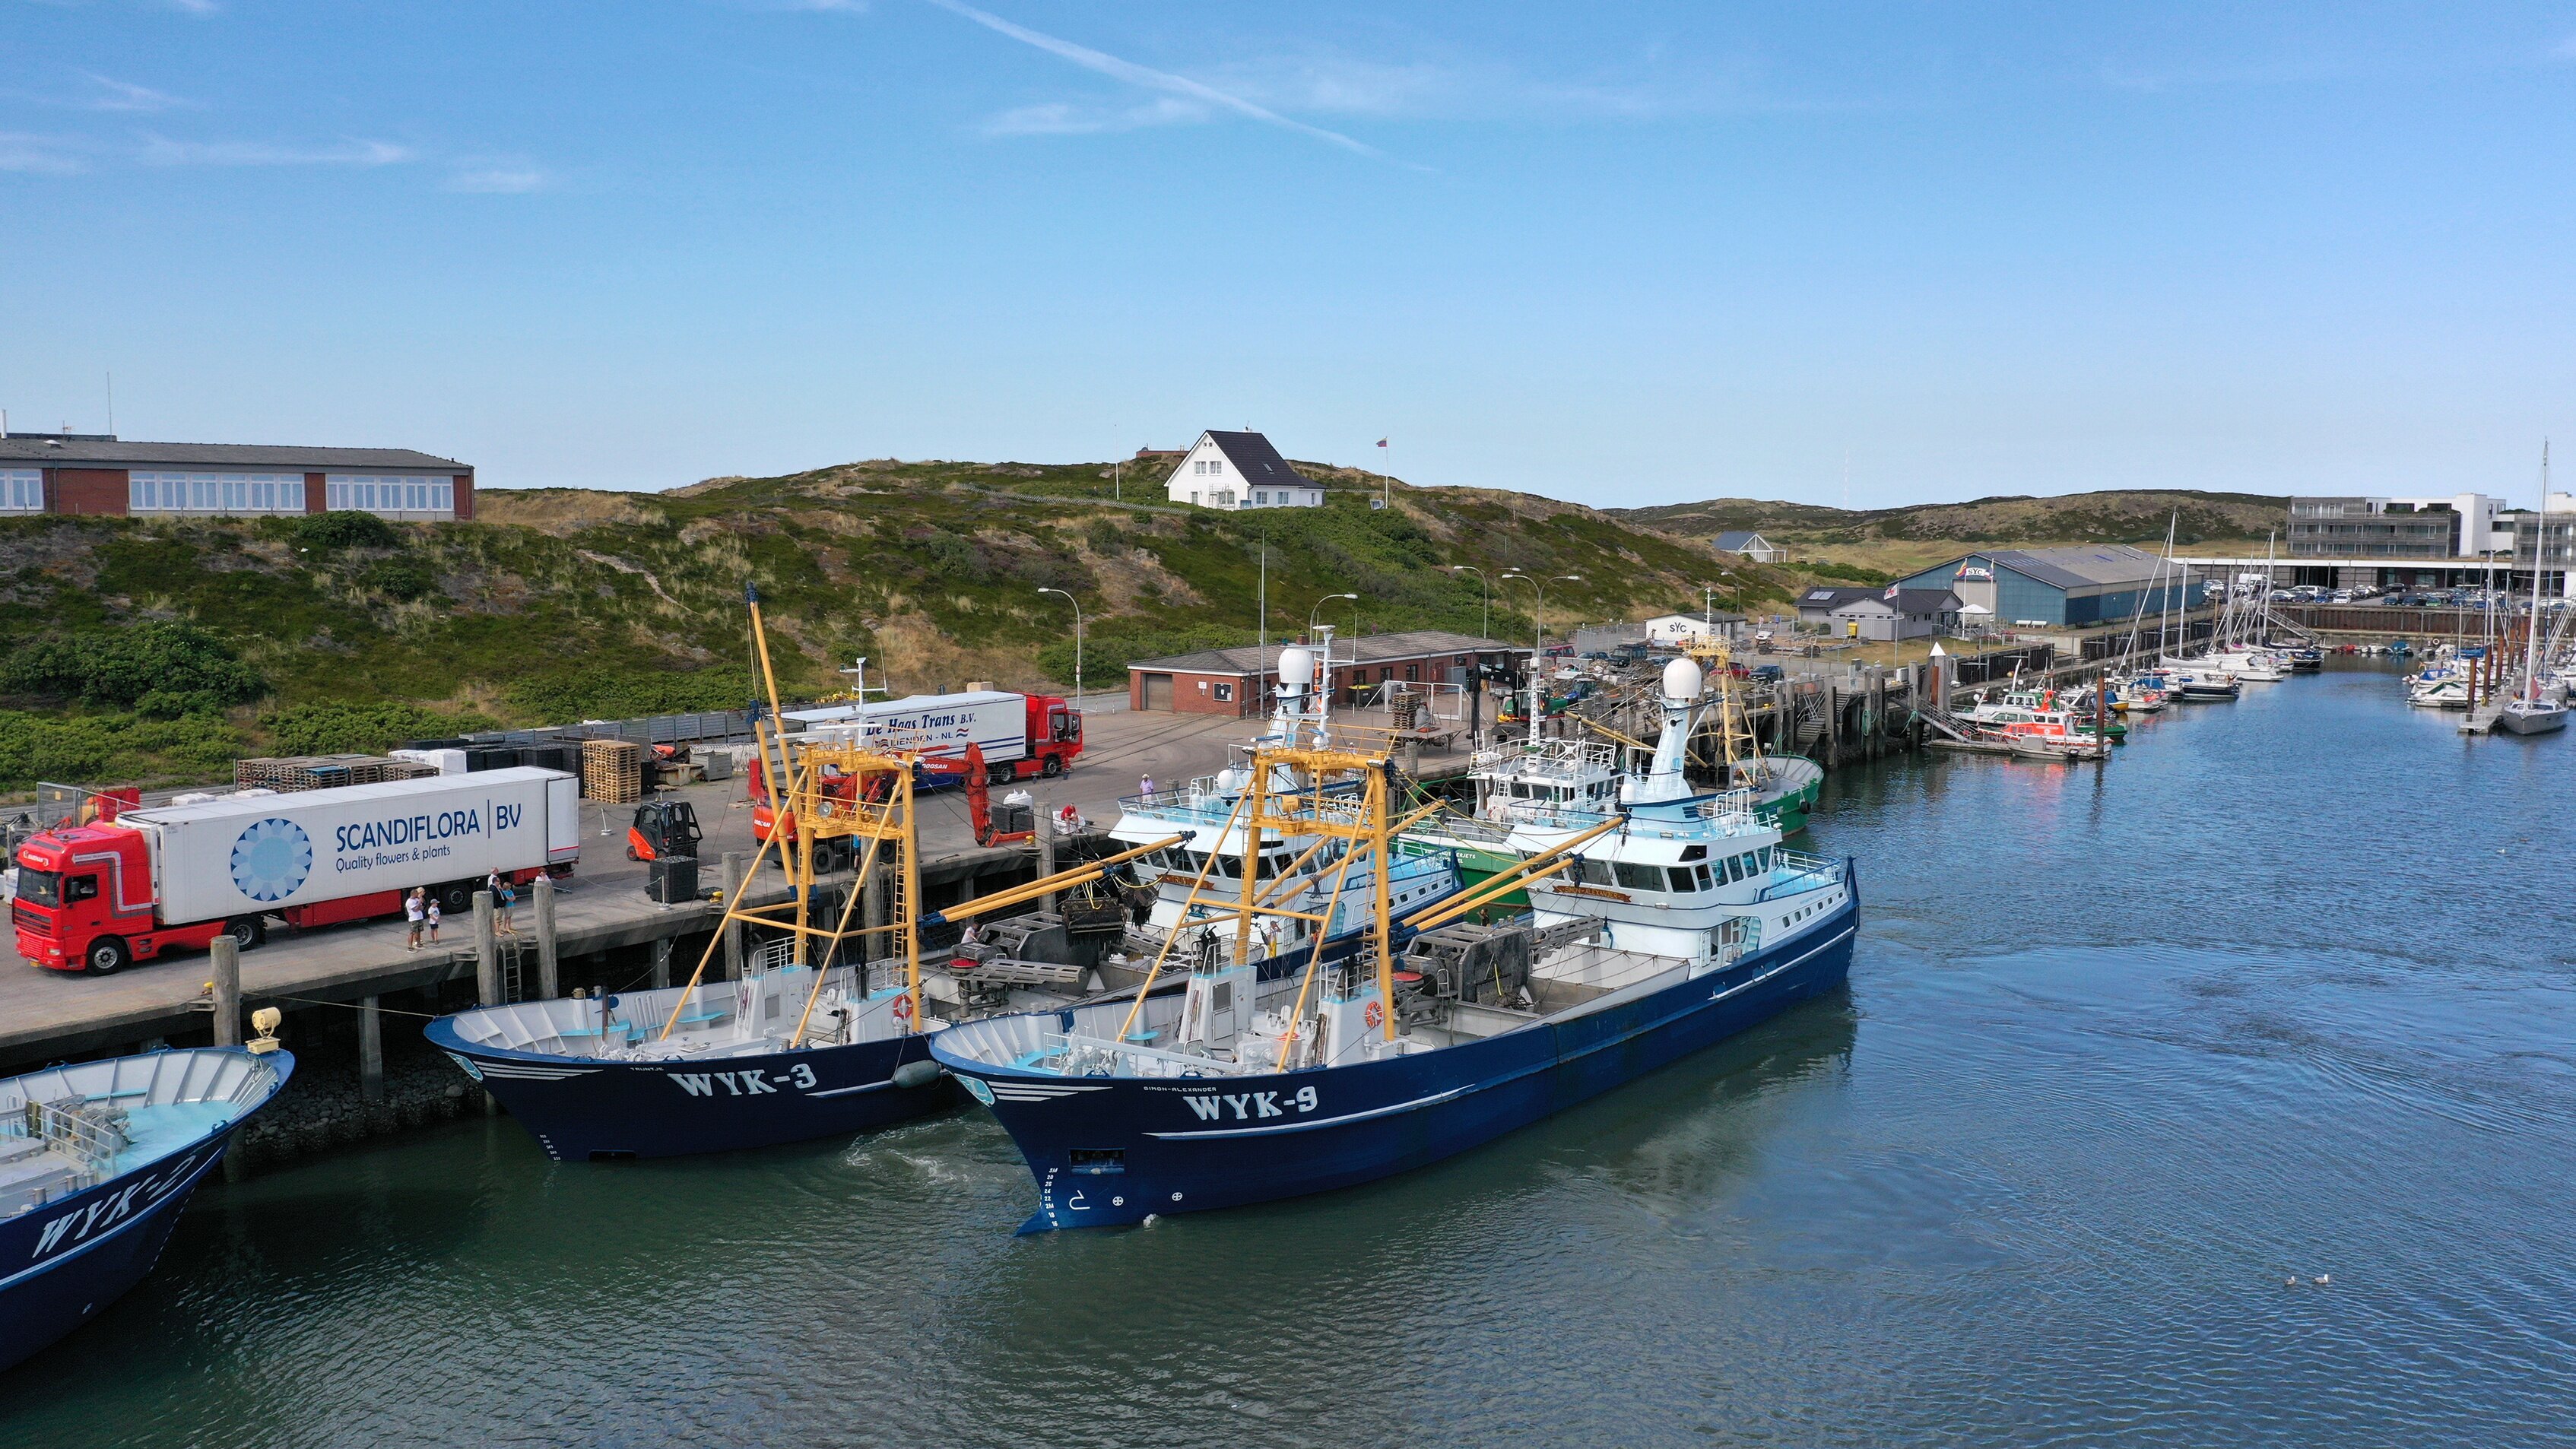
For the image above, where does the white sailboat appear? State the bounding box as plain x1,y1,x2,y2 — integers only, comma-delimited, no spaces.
2497,453,2568,736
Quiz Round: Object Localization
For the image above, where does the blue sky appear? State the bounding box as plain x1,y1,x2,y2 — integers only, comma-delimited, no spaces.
5,2,2574,509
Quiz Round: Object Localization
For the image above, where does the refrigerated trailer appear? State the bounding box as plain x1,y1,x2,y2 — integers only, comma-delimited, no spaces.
11,767,580,974
781,690,1082,781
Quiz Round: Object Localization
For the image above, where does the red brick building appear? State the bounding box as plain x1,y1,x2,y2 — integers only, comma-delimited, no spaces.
0,432,474,521
1128,629,1516,716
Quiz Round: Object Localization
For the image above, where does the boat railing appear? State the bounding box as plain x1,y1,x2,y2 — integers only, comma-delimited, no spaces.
1493,803,1623,832
1021,1031,1254,1080
1756,851,1844,901
1416,810,1514,845
1471,738,1620,776
1630,787,1757,823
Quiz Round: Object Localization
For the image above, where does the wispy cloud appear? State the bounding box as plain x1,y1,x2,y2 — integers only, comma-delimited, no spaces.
136,133,413,166
446,164,546,193
1213,52,1699,122
163,0,221,14
76,71,192,113
984,97,1204,136
0,132,87,175
921,0,1386,160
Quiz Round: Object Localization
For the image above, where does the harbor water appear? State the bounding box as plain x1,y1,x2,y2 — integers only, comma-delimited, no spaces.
5,662,2570,1447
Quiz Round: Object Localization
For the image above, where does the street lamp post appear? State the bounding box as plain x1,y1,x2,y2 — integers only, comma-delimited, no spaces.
1037,588,1084,703
1448,564,1490,638
1499,572,1582,655
1309,592,1359,632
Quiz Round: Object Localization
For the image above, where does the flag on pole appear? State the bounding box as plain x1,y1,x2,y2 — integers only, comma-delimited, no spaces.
1376,438,1388,448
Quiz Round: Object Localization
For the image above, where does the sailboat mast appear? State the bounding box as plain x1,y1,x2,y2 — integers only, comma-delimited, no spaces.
2157,512,2179,659
2527,445,2550,702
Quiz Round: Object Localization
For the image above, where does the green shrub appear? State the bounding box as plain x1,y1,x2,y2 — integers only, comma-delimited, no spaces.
357,556,439,601
0,711,243,791
259,702,495,756
2,622,267,713
502,667,756,723
295,511,399,550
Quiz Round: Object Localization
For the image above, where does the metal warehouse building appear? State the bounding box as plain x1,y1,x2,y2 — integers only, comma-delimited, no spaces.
1128,629,1517,715
1892,544,2184,629
0,432,474,521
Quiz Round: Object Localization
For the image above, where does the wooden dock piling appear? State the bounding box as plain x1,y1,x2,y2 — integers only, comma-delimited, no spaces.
210,936,241,1048
359,995,384,1103
534,875,561,1000
473,891,500,1007
721,852,745,980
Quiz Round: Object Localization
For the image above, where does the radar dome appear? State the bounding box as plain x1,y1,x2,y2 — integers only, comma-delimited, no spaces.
1277,645,1316,686
1661,657,1705,703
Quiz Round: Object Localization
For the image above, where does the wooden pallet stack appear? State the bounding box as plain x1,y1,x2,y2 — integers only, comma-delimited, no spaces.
582,738,645,803
234,754,443,792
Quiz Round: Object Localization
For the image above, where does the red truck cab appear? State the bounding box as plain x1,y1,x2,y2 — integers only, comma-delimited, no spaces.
12,823,242,974
1026,695,1082,778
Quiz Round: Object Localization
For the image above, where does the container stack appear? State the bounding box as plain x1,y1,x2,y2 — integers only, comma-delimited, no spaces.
234,754,443,793
582,738,646,803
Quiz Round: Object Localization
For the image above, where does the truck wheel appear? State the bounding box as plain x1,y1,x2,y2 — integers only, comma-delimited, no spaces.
439,881,476,914
223,917,265,950
1041,755,1064,778
86,937,129,975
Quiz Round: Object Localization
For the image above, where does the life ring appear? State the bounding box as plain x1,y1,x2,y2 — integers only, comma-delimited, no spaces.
892,994,915,1020
1363,1000,1384,1029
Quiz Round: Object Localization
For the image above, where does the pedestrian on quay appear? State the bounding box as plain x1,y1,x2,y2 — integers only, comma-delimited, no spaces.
1139,772,1156,804
487,871,518,937
498,878,519,937
425,896,443,945
405,887,427,951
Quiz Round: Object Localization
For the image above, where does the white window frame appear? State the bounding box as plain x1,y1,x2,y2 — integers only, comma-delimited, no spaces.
325,474,455,519
128,471,309,517
0,470,40,513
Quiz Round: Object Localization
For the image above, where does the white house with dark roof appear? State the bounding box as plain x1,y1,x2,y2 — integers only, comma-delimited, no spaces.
1163,430,1324,510
1712,530,1784,563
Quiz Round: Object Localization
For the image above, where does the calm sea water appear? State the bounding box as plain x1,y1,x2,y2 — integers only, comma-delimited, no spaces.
5,663,2571,1447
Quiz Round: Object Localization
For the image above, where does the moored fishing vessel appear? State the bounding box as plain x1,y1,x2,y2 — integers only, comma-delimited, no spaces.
0,1039,293,1371
430,588,1193,1161
1102,632,1466,977
934,658,1859,1232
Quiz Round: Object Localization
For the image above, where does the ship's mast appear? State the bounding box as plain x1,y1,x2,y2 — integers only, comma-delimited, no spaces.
2526,445,2551,703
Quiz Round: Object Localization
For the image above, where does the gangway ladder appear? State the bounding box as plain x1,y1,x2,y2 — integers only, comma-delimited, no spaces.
496,936,536,1005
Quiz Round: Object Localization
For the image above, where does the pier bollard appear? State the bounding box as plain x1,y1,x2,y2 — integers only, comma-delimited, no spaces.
474,891,500,1007
359,995,384,1104
534,875,561,1000
720,852,745,981
651,936,672,991
209,936,242,1048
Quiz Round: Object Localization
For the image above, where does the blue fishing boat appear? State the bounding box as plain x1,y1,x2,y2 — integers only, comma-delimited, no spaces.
935,658,1862,1232
0,1042,294,1371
